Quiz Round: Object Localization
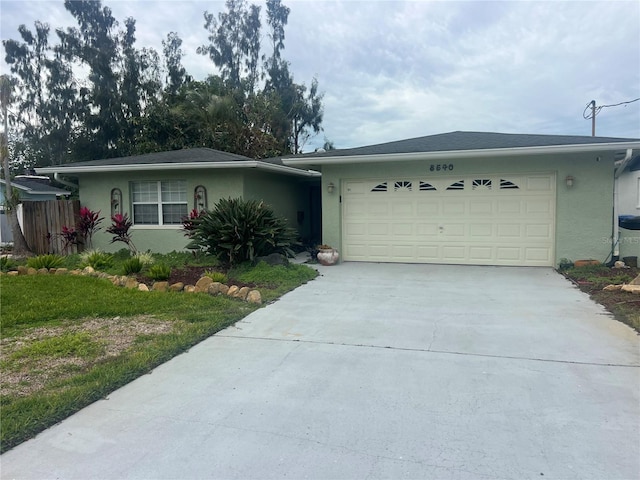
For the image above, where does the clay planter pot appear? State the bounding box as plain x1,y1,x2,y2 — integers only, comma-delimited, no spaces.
317,248,339,266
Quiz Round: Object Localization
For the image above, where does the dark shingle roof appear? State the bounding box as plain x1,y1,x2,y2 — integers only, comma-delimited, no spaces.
52,148,253,168
1,177,70,196
293,131,640,158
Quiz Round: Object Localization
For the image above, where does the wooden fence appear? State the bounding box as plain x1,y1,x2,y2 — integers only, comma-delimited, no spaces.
21,200,82,255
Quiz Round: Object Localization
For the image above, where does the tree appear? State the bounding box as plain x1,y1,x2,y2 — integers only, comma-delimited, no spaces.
197,0,262,94
0,75,32,256
162,32,187,98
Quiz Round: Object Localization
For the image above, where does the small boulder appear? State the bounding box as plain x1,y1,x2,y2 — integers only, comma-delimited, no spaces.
37,268,49,275
208,282,222,295
227,285,240,297
184,285,196,293
83,266,95,275
70,269,83,275
7,271,19,276
55,268,69,275
169,282,184,292
218,284,229,295
152,281,169,292
603,284,623,291
195,276,213,293
27,267,38,275
614,260,627,269
138,283,149,292
247,290,262,304
236,286,250,300
621,285,640,294
125,277,139,289
17,265,27,275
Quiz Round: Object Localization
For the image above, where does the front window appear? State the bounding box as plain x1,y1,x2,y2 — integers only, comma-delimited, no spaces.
131,180,187,225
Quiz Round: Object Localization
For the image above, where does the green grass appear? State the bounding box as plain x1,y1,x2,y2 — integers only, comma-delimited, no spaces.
0,261,317,452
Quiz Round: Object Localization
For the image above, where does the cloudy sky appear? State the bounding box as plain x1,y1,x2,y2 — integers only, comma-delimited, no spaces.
1,0,639,152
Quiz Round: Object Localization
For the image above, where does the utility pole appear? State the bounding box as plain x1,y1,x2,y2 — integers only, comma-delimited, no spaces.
590,99,596,136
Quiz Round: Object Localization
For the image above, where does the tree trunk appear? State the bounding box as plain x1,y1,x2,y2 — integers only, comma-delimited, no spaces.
1,75,33,257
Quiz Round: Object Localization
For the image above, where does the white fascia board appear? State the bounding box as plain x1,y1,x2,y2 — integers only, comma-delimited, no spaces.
283,142,640,166
37,161,321,178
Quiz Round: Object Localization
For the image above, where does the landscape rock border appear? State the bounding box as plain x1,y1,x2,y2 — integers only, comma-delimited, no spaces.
3,266,262,304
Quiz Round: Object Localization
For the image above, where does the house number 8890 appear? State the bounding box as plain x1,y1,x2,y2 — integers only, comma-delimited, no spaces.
430,163,454,172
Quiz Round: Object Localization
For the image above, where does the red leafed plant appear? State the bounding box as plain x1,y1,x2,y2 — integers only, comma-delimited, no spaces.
76,207,103,248
60,225,80,253
182,208,203,239
106,213,136,253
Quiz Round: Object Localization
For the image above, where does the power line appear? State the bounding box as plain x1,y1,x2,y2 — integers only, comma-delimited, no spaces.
583,97,640,136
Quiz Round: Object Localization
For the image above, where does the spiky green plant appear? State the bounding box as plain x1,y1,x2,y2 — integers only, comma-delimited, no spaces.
26,254,65,270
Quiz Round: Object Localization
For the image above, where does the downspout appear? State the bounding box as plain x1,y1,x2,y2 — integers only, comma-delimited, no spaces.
53,172,78,190
612,148,633,261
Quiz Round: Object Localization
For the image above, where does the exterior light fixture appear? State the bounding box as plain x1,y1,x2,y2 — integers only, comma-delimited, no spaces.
565,175,574,188
327,182,335,193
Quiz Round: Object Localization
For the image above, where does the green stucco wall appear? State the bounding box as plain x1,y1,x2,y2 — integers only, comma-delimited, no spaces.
243,171,313,239
74,168,316,253
318,151,616,266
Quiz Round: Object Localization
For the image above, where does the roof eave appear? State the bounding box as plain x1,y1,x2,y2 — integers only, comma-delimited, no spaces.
37,161,321,178
283,142,640,166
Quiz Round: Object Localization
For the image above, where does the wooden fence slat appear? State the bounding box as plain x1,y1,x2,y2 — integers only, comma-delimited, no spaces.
21,200,82,255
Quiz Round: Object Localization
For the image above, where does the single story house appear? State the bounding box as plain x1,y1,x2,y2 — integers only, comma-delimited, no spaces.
283,131,640,267
616,154,640,258
37,148,321,253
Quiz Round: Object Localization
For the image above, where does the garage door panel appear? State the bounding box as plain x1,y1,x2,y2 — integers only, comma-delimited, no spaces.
343,174,555,266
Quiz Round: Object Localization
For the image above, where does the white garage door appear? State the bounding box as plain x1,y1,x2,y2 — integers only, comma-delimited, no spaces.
342,174,556,266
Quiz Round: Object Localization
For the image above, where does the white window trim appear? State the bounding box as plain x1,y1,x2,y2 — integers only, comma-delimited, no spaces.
131,180,187,226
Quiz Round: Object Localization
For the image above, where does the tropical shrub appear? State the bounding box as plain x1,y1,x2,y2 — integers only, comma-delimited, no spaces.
0,256,15,272
122,257,143,275
203,270,228,283
26,254,65,270
134,251,155,267
106,213,136,253
147,263,171,281
186,197,298,265
59,225,81,253
80,249,114,270
76,207,103,248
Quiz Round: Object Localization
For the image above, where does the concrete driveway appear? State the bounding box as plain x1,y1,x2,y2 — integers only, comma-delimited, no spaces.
2,263,639,480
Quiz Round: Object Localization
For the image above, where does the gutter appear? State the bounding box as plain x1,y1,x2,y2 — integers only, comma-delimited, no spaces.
38,161,321,178
54,172,79,190
611,148,634,261
283,141,640,166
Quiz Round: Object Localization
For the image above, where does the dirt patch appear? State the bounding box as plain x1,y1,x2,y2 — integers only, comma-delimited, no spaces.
0,315,175,397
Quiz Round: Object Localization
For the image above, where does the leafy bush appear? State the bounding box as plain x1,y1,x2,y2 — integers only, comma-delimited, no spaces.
27,254,65,270
203,270,228,283
134,251,155,267
80,249,114,270
186,197,298,265
76,207,103,248
122,257,143,275
0,256,15,272
147,263,171,281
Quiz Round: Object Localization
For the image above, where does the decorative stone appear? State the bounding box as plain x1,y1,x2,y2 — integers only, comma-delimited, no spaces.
17,265,27,275
70,269,83,275
55,268,68,275
169,282,184,292
27,267,38,275
124,277,139,289
630,274,640,286
138,283,149,291
218,284,229,295
247,290,262,304
227,285,240,297
237,286,250,300
184,285,196,293
207,282,222,295
195,276,214,293
7,271,19,276
317,248,339,266
83,266,95,275
614,261,627,269
37,268,49,275
603,284,623,291
152,281,169,292
621,285,640,294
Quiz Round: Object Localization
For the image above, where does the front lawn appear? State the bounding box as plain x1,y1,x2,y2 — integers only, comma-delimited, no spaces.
0,258,317,453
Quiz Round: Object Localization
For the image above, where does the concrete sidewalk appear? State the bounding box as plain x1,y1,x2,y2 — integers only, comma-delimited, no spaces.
1,263,639,479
